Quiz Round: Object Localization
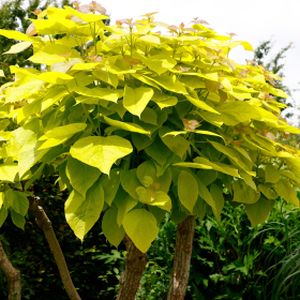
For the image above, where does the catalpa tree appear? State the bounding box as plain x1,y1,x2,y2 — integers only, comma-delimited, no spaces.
0,4,299,299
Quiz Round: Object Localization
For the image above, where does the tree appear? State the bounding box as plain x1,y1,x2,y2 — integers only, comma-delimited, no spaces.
0,0,64,84
0,1,78,299
253,40,294,118
0,5,299,300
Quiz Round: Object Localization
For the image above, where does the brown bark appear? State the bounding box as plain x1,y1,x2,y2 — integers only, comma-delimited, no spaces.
117,235,147,300
30,198,81,300
0,240,21,300
167,215,195,300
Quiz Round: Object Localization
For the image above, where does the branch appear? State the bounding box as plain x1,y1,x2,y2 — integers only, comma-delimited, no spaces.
30,197,81,300
168,215,195,300
0,240,21,300
117,235,147,300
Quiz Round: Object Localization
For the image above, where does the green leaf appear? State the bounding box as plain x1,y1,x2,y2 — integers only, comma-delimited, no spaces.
160,128,190,159
138,34,161,45
144,74,187,94
64,6,108,23
131,74,161,90
39,123,87,150
178,171,198,213
103,116,150,135
120,169,140,199
115,195,137,225
274,180,299,207
186,94,219,114
264,165,280,183
0,164,18,182
122,208,159,253
140,108,158,125
0,29,33,41
0,208,8,228
245,198,274,226
93,69,119,88
152,93,178,109
70,136,132,175
209,184,224,220
136,161,157,187
132,134,153,151
5,190,29,216
217,102,260,125
4,41,32,54
123,85,154,117
210,141,254,175
197,180,217,213
143,55,176,75
175,157,240,178
37,72,73,84
135,187,172,211
66,157,100,197
74,87,120,103
239,170,257,190
258,184,277,200
232,181,260,204
102,207,125,247
163,130,223,140
5,127,38,178
193,198,207,220
0,193,3,209
196,170,217,186
65,182,104,240
100,169,120,206
10,210,25,230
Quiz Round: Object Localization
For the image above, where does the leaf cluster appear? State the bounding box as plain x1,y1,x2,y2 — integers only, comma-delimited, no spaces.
0,5,299,252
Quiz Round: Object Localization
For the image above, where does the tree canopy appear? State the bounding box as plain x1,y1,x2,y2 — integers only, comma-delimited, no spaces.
0,5,299,254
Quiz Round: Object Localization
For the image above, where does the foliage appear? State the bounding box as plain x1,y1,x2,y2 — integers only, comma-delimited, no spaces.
0,4,299,258
137,199,300,300
253,40,294,119
0,0,71,85
0,177,124,300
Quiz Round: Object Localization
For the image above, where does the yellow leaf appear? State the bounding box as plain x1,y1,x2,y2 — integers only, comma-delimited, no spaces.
0,29,33,41
123,85,154,117
4,41,32,54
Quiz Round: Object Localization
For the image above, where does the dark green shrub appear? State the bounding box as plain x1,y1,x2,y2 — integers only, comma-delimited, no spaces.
0,177,124,300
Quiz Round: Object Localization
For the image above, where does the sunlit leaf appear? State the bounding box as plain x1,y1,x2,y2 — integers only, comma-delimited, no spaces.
70,136,132,174
122,208,159,253
4,41,32,54
103,115,150,135
123,85,154,117
178,170,198,213
102,207,125,247
65,182,104,240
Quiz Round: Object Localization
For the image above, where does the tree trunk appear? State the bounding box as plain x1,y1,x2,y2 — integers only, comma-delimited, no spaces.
0,240,21,300
167,215,195,300
30,197,81,300
117,235,147,300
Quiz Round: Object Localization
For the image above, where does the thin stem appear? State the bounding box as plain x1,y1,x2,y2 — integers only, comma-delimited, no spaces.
30,197,81,300
0,240,21,300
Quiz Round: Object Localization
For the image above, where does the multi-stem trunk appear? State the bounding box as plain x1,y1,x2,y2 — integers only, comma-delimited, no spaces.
117,235,147,300
30,197,81,300
167,215,195,300
0,240,22,300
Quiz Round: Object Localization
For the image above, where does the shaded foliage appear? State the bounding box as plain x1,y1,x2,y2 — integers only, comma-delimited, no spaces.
0,176,124,300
